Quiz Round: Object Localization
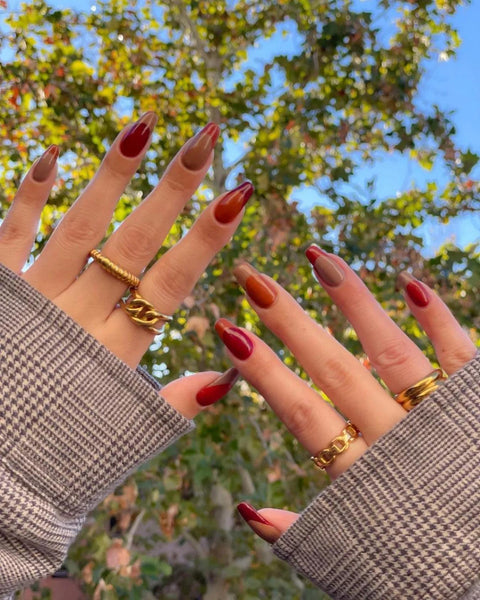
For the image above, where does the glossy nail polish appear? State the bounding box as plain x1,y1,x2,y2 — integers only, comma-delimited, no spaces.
237,502,282,544
32,145,59,182
181,122,220,170
196,368,240,407
119,112,157,158
305,245,344,287
214,182,254,224
233,262,277,308
396,271,429,307
215,318,254,360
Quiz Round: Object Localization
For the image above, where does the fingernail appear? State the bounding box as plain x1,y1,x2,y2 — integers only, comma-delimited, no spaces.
396,271,429,307
233,262,277,308
215,318,254,360
237,502,282,544
196,368,240,407
214,182,254,224
119,112,157,158
32,145,59,182
181,122,220,170
305,245,344,287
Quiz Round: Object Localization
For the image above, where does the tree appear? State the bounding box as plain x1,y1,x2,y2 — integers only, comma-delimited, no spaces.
1,0,478,597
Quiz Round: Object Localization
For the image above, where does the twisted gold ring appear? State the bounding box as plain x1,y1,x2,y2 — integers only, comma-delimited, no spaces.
311,421,361,471
89,249,140,289
121,287,173,334
395,368,447,411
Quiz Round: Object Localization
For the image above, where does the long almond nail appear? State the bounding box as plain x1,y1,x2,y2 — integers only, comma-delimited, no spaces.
237,502,282,544
196,368,240,407
215,318,254,360
181,123,220,170
119,112,157,158
32,145,59,182
306,245,344,287
233,262,277,308
214,182,254,224
396,271,429,307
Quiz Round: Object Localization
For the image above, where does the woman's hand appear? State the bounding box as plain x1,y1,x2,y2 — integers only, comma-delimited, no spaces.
0,114,252,418
215,246,476,542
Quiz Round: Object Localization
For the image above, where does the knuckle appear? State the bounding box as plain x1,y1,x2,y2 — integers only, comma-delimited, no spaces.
115,224,158,264
149,258,193,301
0,220,29,247
440,343,476,372
162,172,189,195
370,338,413,373
284,399,318,440
57,213,100,247
317,355,357,394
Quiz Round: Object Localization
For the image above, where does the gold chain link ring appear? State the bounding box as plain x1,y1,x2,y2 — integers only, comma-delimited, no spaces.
395,368,447,412
89,249,141,289
121,287,173,335
311,421,361,471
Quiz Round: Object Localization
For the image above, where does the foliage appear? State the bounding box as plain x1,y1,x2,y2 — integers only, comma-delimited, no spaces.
1,0,478,598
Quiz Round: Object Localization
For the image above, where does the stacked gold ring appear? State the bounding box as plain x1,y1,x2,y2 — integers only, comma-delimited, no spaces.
89,249,173,334
394,368,447,411
311,421,361,471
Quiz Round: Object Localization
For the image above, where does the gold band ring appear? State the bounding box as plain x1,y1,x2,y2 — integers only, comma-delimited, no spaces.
395,368,447,411
89,249,141,289
121,287,173,334
311,421,361,471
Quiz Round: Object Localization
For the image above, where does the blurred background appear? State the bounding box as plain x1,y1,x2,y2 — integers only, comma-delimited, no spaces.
1,0,479,598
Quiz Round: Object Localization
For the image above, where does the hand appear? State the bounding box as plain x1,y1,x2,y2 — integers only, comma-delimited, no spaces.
0,114,252,418
215,246,476,542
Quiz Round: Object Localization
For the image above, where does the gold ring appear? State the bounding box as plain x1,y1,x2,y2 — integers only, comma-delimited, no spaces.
121,287,173,334
89,249,140,289
311,421,361,471
395,368,447,411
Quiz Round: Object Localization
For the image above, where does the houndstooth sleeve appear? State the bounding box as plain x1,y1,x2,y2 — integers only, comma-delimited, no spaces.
272,352,480,600
0,264,194,597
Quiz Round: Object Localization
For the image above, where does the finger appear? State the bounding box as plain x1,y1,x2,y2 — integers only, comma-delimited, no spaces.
59,123,220,323
99,181,253,365
305,245,432,393
237,503,298,544
24,112,158,297
160,368,239,419
396,272,477,374
232,263,406,442
0,145,58,272
215,318,368,476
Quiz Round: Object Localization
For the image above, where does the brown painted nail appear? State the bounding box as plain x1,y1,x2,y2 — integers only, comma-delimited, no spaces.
214,182,254,224
196,368,240,407
32,145,59,182
396,272,429,307
119,112,157,158
306,245,344,287
237,502,282,544
181,123,220,170
233,262,277,308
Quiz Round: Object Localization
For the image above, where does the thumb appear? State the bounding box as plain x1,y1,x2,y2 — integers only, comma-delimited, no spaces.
237,503,299,544
161,368,239,419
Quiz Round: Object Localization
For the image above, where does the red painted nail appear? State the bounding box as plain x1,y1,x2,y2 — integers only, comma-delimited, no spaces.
237,502,282,544
214,182,254,224
215,318,254,360
196,368,240,407
397,272,429,307
119,112,157,158
181,122,220,170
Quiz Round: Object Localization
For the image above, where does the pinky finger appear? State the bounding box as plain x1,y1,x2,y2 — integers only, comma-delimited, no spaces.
397,272,477,375
0,145,59,272
237,503,298,544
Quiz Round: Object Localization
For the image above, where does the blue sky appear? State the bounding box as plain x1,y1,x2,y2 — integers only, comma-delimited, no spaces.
2,0,479,254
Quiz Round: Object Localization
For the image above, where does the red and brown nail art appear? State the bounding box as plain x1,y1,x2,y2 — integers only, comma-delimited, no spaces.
196,368,240,407
305,245,344,287
233,262,277,308
237,502,282,544
119,112,157,158
215,318,254,360
181,122,220,170
32,145,59,182
214,182,254,224
396,272,430,307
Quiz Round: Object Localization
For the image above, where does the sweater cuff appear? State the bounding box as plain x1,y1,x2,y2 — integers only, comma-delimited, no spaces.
272,353,480,600
0,264,194,517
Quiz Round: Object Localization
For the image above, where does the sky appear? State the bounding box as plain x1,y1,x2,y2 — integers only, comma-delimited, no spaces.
1,0,479,255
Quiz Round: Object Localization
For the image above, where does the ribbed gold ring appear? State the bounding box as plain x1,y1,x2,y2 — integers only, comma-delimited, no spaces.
89,249,140,289
121,287,173,335
395,368,447,411
311,421,361,471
